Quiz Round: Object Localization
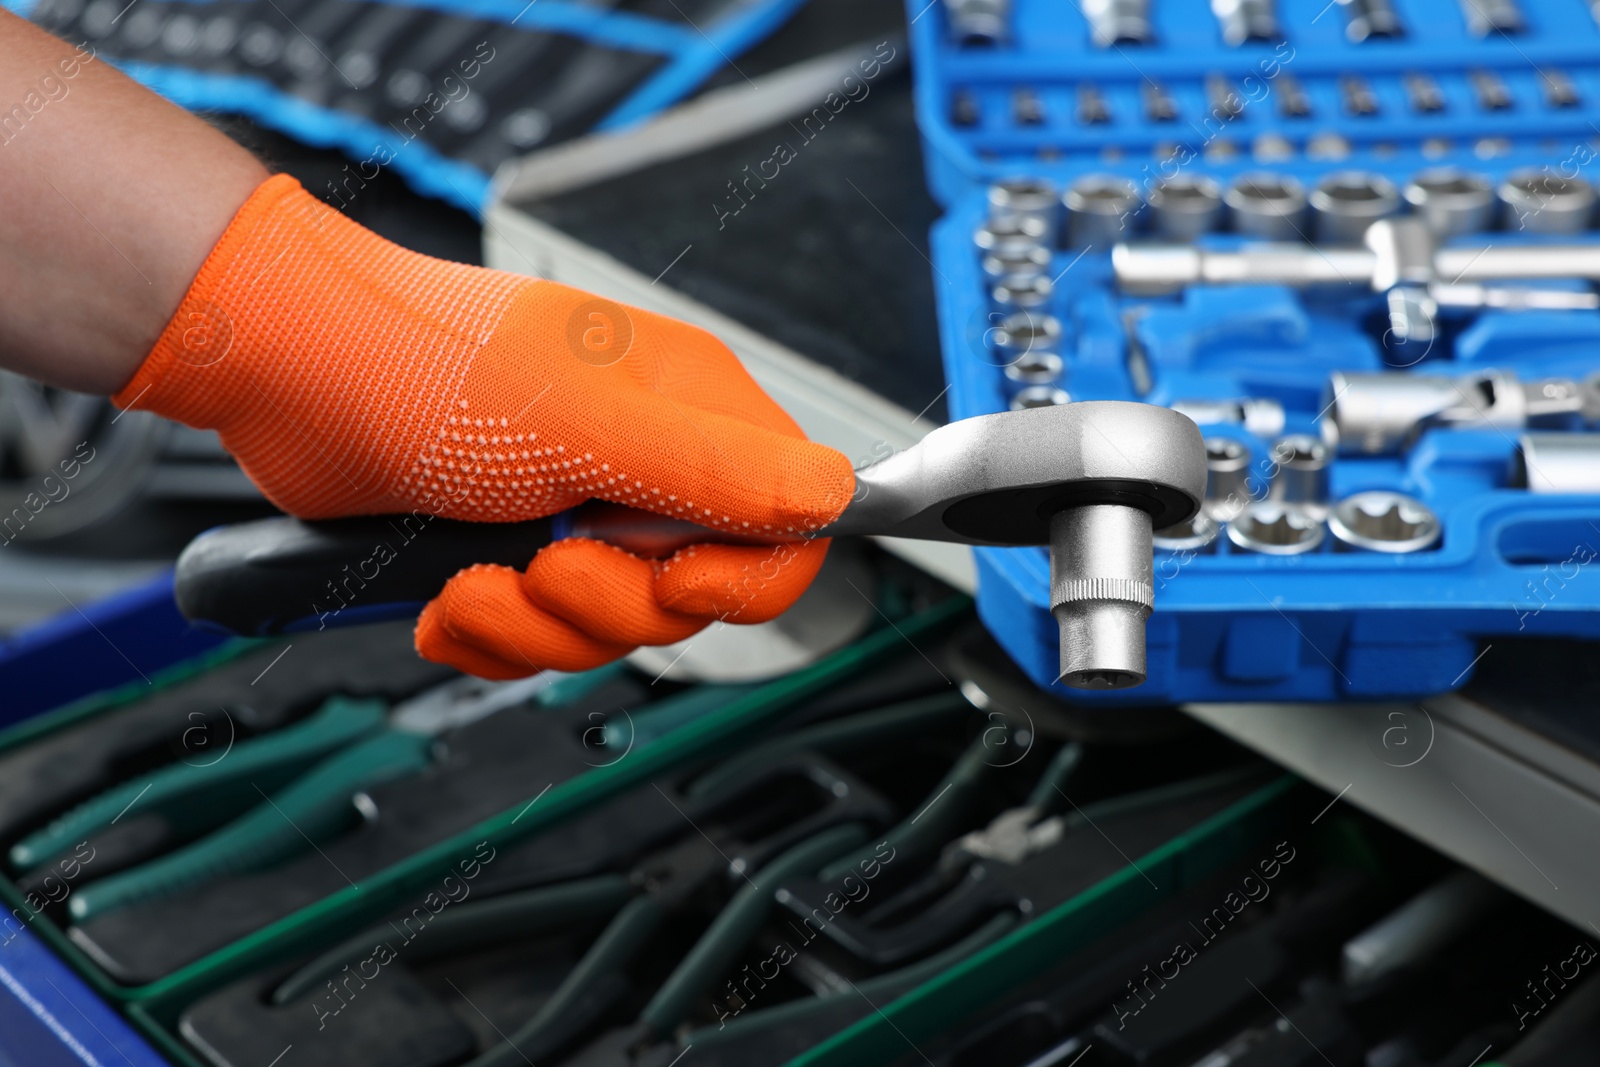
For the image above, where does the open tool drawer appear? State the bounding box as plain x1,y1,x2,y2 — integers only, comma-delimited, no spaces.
0,595,989,1064
908,0,1600,703
0,578,1318,1067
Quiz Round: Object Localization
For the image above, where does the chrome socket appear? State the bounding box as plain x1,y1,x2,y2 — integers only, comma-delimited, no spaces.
1325,370,1587,456
1515,433,1600,494
988,177,1058,227
1499,170,1596,234
992,311,1063,360
1003,350,1064,385
1150,175,1224,240
1404,168,1497,238
948,0,1011,46
1459,0,1522,36
1010,385,1072,409
1064,174,1143,248
1328,492,1441,553
1267,434,1332,513
1227,502,1326,555
1341,0,1404,41
1050,504,1154,689
1171,396,1287,438
1202,436,1252,521
1081,0,1154,46
1153,511,1221,553
982,244,1052,279
992,273,1054,309
975,215,1049,255
1310,171,1401,244
1213,0,1279,44
1225,173,1308,240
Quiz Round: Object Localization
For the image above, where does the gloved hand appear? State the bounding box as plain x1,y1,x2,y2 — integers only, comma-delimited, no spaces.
114,175,855,679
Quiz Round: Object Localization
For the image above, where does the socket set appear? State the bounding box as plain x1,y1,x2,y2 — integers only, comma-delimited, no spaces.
912,0,1600,703
24,0,808,213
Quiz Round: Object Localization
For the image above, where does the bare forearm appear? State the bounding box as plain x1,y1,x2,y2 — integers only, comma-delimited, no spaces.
0,11,268,394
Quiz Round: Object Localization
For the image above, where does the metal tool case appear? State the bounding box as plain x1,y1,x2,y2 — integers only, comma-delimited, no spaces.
909,0,1600,703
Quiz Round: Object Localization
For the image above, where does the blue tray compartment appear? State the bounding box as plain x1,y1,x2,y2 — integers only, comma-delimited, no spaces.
912,0,1600,702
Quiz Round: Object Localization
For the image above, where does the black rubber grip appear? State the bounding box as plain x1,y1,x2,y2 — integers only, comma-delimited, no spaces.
174,505,773,636
174,514,558,636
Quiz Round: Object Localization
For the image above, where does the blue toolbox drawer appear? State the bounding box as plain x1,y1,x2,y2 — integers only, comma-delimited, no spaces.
908,0,1600,703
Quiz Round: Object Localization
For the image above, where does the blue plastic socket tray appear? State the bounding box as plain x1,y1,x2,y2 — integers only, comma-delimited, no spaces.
909,0,1600,703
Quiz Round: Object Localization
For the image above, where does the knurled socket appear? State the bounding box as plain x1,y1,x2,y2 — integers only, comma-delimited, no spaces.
1049,505,1155,690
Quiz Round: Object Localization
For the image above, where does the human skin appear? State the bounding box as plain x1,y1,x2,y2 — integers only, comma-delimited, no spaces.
0,10,268,394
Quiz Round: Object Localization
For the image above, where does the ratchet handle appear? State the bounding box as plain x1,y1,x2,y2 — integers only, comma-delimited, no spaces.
68,723,431,924
174,503,775,636
9,697,386,872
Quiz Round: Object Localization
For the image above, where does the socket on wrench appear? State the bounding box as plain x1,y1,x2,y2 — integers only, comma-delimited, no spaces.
1324,370,1593,455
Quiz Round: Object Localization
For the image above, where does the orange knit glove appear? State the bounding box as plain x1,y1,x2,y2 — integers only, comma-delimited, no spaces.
114,175,855,679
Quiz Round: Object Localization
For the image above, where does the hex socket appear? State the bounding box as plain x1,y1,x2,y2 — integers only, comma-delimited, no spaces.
1203,437,1252,521
992,273,1053,309
1499,170,1596,234
975,215,1049,255
1327,491,1440,552
1003,350,1064,385
1011,385,1072,409
1150,175,1224,240
1404,169,1497,238
1267,434,1331,510
1153,511,1220,553
1225,173,1308,239
1226,503,1326,555
982,244,1052,279
1310,171,1401,244
988,177,1058,227
1064,174,1143,248
949,0,1011,46
1050,504,1154,689
993,311,1063,359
